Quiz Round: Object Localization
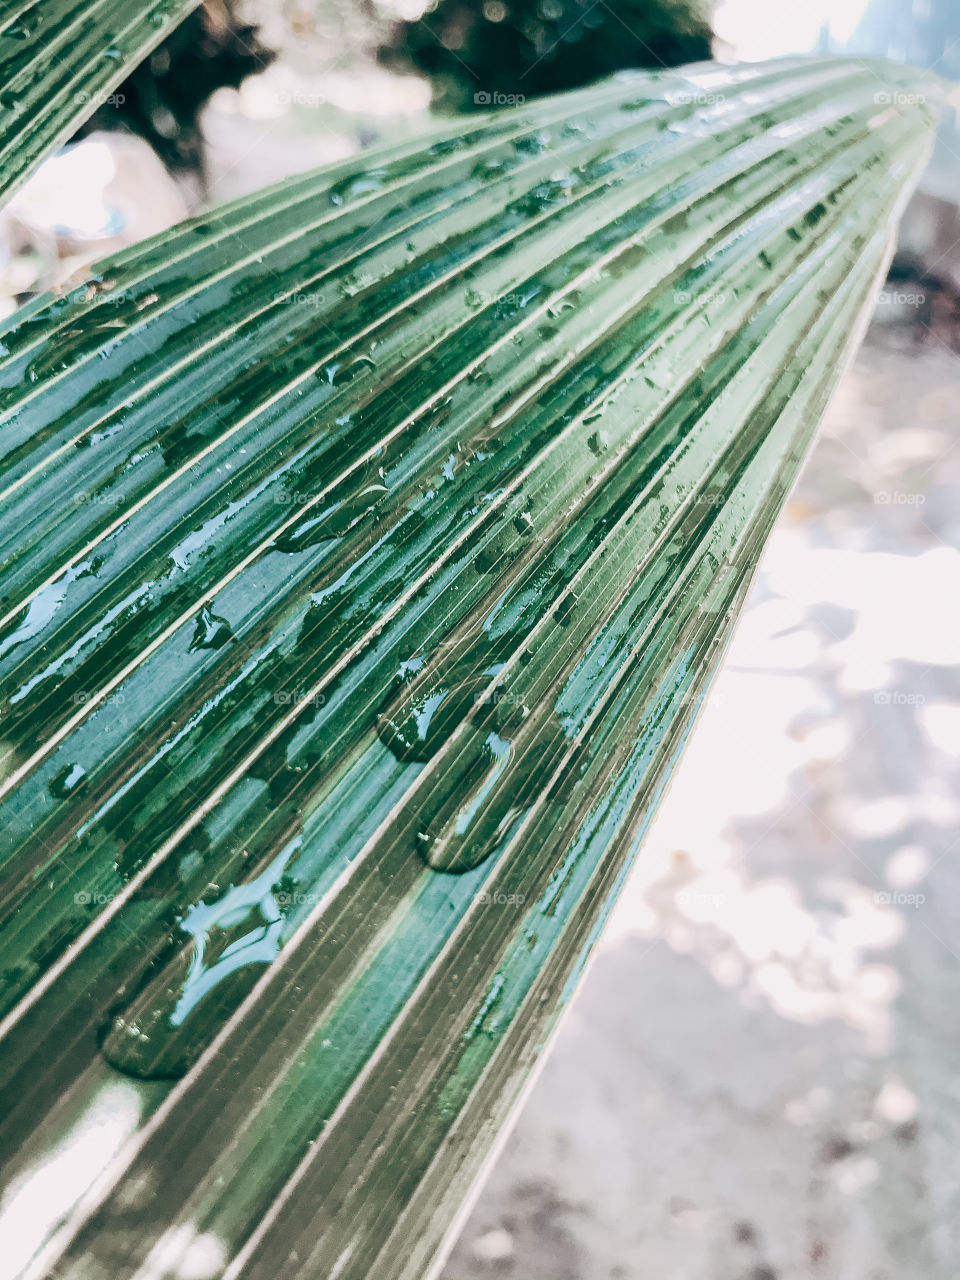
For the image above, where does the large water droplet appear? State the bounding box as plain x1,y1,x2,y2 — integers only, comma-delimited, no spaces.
48,762,86,800
329,169,387,207
101,845,295,1078
3,12,42,38
416,731,514,873
189,605,233,651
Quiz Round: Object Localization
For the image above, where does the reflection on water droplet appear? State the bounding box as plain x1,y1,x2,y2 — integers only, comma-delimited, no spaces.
329,169,387,207
472,156,506,180
514,131,550,156
189,605,233,651
546,297,575,320
464,970,505,1040
3,12,42,37
169,853,287,1027
48,762,86,799
0,563,87,661
378,680,458,761
414,726,519,874
378,644,541,874
513,171,578,217
347,353,377,374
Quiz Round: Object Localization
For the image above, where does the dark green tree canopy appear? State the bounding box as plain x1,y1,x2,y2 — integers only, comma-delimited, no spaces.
380,0,714,109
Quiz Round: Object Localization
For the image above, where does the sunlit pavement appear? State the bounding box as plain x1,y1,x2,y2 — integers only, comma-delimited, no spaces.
442,330,960,1279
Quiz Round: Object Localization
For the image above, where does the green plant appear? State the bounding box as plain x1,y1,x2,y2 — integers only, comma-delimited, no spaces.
0,12,943,1280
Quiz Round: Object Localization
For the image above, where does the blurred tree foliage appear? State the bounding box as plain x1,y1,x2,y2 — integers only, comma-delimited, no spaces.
378,0,714,110
76,0,273,179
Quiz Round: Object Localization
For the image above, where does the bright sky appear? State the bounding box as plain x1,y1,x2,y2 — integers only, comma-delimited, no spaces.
714,0,873,61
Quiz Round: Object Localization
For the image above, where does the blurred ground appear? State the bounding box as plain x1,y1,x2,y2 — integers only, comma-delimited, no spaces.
440,329,960,1280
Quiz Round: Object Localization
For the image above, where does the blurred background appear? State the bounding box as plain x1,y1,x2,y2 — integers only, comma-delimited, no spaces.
7,2,958,1276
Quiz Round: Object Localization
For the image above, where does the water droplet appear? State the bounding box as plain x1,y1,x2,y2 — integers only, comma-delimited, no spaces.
513,131,550,156
189,605,233,651
513,171,578,216
3,12,42,38
378,680,461,762
546,297,575,320
48,762,87,799
464,971,505,1040
329,169,387,207
101,845,295,1078
472,156,506,180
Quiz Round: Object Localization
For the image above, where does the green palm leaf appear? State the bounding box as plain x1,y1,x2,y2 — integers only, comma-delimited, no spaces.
0,0,203,211
0,55,941,1280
